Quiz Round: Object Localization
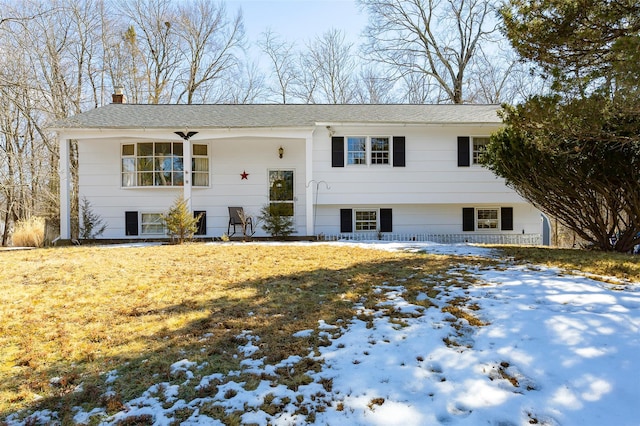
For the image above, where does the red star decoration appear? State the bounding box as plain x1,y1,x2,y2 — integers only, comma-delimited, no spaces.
240,170,249,180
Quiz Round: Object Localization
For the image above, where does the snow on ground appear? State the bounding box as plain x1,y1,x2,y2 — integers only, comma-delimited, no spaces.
6,242,640,425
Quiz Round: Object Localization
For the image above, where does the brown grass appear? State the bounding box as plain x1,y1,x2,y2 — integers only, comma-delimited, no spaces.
0,243,456,423
494,246,640,282
1,242,635,423
11,217,45,247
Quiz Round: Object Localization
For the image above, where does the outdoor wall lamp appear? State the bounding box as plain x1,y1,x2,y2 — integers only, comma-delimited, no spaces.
278,146,284,158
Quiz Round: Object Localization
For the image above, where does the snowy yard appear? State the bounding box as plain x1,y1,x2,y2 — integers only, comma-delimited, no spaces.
5,242,640,425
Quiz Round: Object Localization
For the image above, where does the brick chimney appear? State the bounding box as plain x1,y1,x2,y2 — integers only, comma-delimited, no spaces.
112,85,126,104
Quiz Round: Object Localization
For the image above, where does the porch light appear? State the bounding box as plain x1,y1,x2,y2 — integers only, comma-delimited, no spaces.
278,146,284,158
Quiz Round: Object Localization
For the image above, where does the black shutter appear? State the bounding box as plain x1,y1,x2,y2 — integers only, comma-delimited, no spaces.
125,211,138,236
380,208,392,232
392,137,405,167
340,208,353,233
462,208,475,232
332,136,344,167
194,211,206,235
458,136,470,167
501,207,513,231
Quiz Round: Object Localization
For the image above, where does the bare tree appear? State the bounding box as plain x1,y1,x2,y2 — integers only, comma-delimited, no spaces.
465,46,516,104
174,0,245,104
258,29,298,104
354,66,397,103
117,0,180,104
0,14,57,244
359,0,498,104
465,42,548,105
300,28,358,104
224,59,266,104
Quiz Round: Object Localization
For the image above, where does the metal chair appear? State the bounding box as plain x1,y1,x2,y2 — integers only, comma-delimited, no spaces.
228,207,253,236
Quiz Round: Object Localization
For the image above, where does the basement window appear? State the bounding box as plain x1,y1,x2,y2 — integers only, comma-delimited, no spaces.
141,213,165,235
476,208,498,229
355,210,377,231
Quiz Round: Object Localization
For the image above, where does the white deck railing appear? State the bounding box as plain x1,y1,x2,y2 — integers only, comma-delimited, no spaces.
318,233,542,245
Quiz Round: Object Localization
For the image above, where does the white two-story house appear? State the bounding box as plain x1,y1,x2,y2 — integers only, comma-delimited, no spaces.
53,101,543,244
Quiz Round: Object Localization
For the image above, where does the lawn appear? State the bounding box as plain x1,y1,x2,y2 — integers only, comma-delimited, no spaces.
0,242,638,425
0,243,458,422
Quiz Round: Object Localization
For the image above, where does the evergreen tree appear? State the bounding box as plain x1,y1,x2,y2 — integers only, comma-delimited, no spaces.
79,197,106,240
483,0,640,252
258,204,294,240
164,197,200,244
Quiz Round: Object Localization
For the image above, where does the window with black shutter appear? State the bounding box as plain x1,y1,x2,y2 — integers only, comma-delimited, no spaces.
194,211,206,235
462,208,474,231
125,211,139,236
458,136,470,167
393,137,405,167
501,207,514,231
380,208,393,232
340,208,353,232
332,137,345,167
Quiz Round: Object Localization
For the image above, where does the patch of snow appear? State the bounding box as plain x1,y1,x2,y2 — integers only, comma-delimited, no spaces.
293,329,314,338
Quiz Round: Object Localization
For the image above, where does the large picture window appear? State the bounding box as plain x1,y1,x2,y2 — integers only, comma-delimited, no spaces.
121,143,208,187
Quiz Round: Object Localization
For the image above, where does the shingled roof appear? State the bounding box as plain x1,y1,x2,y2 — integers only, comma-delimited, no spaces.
52,103,502,129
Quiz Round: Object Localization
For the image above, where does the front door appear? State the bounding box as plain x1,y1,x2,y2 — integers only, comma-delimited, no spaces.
269,170,294,217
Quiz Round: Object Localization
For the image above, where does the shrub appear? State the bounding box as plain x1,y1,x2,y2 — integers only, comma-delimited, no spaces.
164,197,201,244
12,217,45,247
258,204,295,240
79,197,106,239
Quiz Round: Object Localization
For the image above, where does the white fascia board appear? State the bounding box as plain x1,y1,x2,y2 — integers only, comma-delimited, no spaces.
316,122,502,128
54,127,315,141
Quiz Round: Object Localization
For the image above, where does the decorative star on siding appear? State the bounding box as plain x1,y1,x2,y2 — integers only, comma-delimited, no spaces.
241,170,249,180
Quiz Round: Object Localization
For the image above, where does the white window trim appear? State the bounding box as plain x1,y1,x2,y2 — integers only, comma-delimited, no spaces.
191,143,211,188
121,142,210,188
354,208,379,232
140,212,166,235
267,168,296,219
471,136,490,166
345,136,392,167
475,207,500,231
